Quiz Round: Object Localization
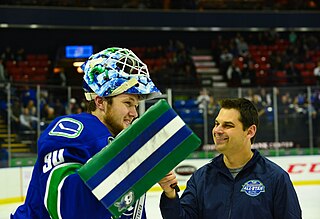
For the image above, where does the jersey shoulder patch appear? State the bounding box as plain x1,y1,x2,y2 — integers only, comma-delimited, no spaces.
49,117,84,138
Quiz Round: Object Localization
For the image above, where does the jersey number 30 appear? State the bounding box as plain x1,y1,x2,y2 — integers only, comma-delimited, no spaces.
43,149,65,173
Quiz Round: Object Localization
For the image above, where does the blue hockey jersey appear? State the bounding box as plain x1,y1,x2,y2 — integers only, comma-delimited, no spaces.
11,113,146,219
160,149,302,219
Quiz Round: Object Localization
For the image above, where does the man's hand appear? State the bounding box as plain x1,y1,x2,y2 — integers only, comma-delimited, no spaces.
158,171,178,199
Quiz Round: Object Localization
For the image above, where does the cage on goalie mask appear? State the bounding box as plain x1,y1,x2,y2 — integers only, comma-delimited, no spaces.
82,47,161,101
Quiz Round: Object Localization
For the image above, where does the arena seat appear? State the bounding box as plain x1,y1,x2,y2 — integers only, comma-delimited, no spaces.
275,70,287,86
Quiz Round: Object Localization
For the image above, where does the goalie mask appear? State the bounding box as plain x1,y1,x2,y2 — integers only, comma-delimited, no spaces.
82,47,161,101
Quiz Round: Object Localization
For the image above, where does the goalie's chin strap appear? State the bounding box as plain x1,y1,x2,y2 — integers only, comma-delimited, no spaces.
111,78,138,97
84,92,98,101
84,78,139,101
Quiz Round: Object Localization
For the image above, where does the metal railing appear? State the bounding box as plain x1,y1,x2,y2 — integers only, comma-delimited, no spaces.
1,83,319,167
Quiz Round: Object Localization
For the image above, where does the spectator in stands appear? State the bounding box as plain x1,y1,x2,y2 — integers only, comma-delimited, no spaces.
10,98,22,133
207,95,220,119
52,68,68,87
311,90,320,149
269,50,286,71
293,93,308,114
66,97,81,114
228,40,239,57
311,90,320,113
277,91,296,142
158,98,302,219
53,98,66,117
304,33,319,51
252,94,266,117
196,88,210,110
278,91,294,118
0,46,15,63
259,88,272,107
257,31,278,45
59,70,67,86
219,48,234,80
0,59,7,82
25,99,37,117
226,58,242,87
285,60,302,85
15,48,26,61
240,60,256,86
211,35,224,66
19,107,38,131
20,85,37,107
235,34,249,57
41,103,55,122
243,88,255,101
268,29,280,44
314,61,320,85
289,31,298,44
0,138,8,168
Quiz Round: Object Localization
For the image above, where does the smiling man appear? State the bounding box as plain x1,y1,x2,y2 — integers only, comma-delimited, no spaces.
11,47,161,219
159,98,302,219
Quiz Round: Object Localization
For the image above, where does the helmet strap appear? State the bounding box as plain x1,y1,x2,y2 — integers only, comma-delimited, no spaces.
85,92,98,101
110,78,139,96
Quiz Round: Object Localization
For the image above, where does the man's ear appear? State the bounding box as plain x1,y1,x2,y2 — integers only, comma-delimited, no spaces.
247,124,257,139
94,96,105,111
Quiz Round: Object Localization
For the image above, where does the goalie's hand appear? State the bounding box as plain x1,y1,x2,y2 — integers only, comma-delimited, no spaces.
158,171,178,199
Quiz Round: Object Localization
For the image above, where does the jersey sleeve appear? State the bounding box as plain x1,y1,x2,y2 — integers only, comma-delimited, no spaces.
40,145,146,219
40,147,110,218
37,115,146,219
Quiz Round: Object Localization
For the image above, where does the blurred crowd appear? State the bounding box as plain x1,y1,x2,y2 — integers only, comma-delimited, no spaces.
1,30,320,155
1,31,320,89
0,0,319,10
211,31,320,87
193,86,320,149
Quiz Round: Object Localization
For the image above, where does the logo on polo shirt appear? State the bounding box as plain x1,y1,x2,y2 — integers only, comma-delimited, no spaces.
241,180,265,197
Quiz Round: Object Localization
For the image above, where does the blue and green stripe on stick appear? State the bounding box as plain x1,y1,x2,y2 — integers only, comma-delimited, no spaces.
78,99,201,218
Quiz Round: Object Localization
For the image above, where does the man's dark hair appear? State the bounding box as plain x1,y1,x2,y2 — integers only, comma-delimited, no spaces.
219,98,259,144
85,96,113,112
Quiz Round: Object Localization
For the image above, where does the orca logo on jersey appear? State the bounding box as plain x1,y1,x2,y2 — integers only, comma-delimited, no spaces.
49,118,84,138
114,191,135,212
